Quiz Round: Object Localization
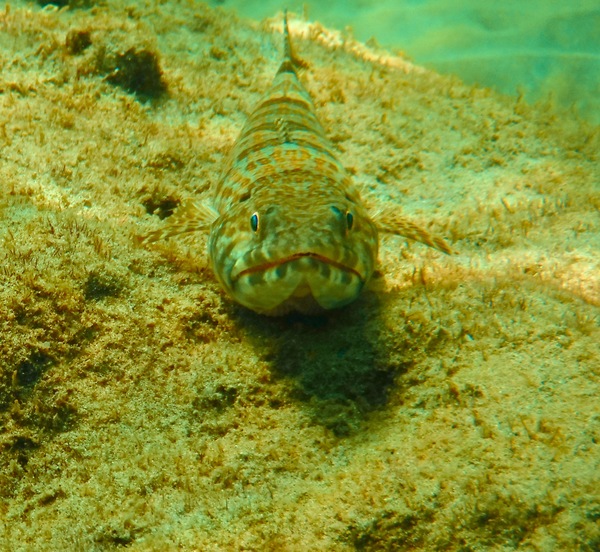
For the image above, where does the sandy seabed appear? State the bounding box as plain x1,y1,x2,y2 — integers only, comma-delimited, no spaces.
0,1,599,550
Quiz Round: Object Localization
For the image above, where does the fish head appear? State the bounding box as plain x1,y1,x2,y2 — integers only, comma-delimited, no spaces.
209,194,378,315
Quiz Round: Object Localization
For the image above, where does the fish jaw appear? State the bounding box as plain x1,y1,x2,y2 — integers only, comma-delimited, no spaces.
230,251,368,315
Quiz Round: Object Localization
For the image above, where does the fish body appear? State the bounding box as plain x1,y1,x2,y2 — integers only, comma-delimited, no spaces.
207,13,378,315
145,12,451,315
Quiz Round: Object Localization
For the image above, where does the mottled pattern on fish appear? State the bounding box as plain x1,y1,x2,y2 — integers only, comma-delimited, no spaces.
144,11,452,315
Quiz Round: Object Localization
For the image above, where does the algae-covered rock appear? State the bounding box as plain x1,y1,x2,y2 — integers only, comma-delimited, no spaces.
0,1,598,550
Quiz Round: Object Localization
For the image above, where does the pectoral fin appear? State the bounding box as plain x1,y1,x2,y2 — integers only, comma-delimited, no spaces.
375,206,454,255
141,200,219,244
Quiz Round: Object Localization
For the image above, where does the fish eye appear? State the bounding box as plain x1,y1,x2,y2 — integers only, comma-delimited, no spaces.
346,211,354,230
250,212,259,232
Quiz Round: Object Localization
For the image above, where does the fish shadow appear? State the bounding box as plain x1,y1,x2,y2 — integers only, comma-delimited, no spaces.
237,291,410,436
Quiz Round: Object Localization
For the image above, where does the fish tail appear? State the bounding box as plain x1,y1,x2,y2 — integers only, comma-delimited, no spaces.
282,9,292,63
277,9,304,75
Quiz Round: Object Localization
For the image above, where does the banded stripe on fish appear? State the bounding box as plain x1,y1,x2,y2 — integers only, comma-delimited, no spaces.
143,10,452,315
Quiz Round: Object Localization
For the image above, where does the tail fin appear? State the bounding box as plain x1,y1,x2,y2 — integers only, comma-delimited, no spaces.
277,9,298,74
282,9,292,63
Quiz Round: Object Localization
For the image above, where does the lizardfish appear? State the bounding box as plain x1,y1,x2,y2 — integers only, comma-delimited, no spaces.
144,11,452,315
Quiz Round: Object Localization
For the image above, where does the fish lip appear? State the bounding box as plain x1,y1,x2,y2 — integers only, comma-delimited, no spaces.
233,251,364,282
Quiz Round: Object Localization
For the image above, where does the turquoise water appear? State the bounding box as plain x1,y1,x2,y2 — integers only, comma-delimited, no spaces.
217,0,600,123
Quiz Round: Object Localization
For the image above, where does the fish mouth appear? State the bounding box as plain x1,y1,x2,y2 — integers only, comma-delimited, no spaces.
234,251,364,282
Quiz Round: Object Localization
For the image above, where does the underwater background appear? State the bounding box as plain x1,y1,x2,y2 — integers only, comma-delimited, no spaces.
220,0,600,124
0,0,599,550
